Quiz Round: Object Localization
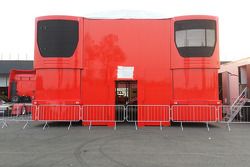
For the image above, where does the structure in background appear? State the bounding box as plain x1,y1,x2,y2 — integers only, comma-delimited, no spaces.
219,57,250,105
8,70,36,103
33,15,220,126
0,61,33,99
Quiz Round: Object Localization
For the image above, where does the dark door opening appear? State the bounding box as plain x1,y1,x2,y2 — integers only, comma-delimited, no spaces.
115,81,137,122
116,81,137,105
218,73,223,101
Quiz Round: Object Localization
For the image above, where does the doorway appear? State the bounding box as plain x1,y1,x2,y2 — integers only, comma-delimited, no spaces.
218,73,223,101
115,81,137,122
115,81,137,105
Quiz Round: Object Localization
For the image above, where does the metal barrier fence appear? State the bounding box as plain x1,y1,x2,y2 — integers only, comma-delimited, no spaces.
171,105,218,131
126,105,170,130
2,104,250,130
218,105,250,131
36,105,81,121
35,105,81,130
82,105,125,130
0,103,34,129
219,105,250,123
171,105,218,122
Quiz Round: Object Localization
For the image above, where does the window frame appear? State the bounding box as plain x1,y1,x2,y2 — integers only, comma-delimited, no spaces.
174,19,217,58
37,20,79,58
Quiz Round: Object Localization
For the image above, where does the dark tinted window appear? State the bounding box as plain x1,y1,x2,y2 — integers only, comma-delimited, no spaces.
37,20,79,57
175,20,216,57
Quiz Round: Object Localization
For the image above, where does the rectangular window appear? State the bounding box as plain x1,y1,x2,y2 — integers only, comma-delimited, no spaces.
175,20,216,57
37,20,79,58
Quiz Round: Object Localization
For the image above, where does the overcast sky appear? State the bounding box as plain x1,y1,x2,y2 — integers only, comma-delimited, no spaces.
0,0,249,61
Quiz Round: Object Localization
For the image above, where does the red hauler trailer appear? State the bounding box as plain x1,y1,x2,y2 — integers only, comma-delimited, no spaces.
33,15,221,126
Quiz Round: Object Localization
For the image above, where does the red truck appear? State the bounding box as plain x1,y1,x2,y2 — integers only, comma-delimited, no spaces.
8,70,35,115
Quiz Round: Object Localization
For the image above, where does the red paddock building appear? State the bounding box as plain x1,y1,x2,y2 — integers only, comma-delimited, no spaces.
33,15,220,126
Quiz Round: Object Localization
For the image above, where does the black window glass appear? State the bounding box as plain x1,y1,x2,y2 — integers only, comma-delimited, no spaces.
175,20,216,57
37,20,79,57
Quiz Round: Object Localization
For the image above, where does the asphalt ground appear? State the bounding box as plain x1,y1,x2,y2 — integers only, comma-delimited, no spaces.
0,122,250,167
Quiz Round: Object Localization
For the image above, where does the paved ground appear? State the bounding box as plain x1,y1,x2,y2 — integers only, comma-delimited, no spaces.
0,122,250,167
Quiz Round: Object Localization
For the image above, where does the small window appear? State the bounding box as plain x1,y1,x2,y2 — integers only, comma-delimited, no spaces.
175,20,216,57
37,20,79,58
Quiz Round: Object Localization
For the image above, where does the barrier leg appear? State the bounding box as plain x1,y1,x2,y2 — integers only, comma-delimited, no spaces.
22,121,30,130
135,122,138,130
160,122,162,131
227,122,231,132
1,120,8,128
206,122,210,132
89,122,92,131
180,122,183,131
68,121,72,130
114,122,117,130
43,121,48,130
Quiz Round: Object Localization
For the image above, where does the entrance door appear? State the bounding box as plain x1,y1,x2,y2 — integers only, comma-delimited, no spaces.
115,81,137,105
115,81,137,121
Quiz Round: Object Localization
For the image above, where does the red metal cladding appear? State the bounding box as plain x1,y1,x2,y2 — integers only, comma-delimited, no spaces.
34,16,83,105
35,69,81,104
170,15,221,122
33,15,220,125
82,19,171,126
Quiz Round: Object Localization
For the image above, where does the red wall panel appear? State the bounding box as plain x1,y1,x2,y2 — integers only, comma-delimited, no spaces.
82,19,172,105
